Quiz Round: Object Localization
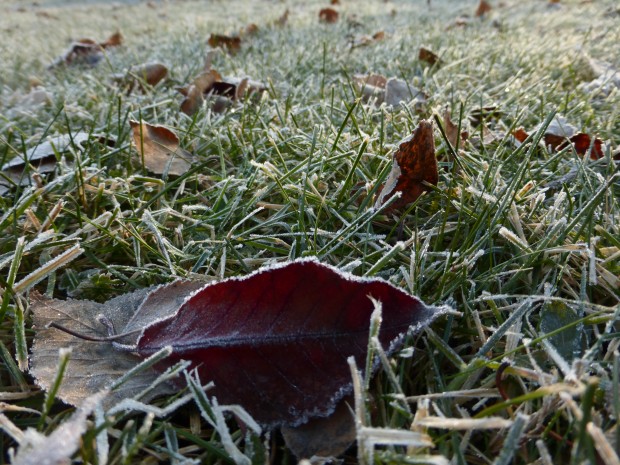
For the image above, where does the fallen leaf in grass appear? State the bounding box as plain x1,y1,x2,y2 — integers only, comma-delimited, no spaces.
11,390,106,465
512,128,529,144
319,7,339,23
468,106,502,127
385,78,426,108
49,32,123,68
375,120,438,212
0,132,115,196
243,23,259,36
331,0,341,4
130,121,196,176
475,0,492,17
353,74,426,109
39,259,445,428
29,283,203,408
207,34,241,54
282,396,355,459
558,133,606,160
418,47,441,66
179,69,267,116
442,110,468,149
275,8,289,26
351,31,385,48
113,62,168,93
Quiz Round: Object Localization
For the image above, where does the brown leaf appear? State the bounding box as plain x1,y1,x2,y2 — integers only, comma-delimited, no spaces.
132,62,168,86
208,34,241,54
443,110,467,149
100,31,123,48
331,0,341,4
275,9,289,26
418,47,441,66
512,128,529,144
179,69,222,115
319,7,339,23
130,121,196,176
282,397,355,459
559,133,605,160
469,106,501,127
49,32,123,68
475,0,492,17
375,120,438,212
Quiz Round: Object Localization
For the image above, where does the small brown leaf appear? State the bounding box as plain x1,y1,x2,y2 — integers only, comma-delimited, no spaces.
49,32,123,68
559,133,605,160
319,7,339,23
275,8,289,26
179,69,222,115
130,121,196,176
375,120,438,212
100,31,123,48
120,62,168,92
208,34,241,54
443,110,467,149
418,47,441,66
512,128,529,144
330,0,341,4
475,0,492,17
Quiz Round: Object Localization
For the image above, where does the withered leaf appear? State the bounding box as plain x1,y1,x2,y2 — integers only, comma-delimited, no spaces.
37,259,445,428
475,0,492,17
319,8,339,23
442,110,468,149
130,121,197,176
29,281,204,408
375,120,438,212
208,34,241,54
418,47,441,66
49,32,123,68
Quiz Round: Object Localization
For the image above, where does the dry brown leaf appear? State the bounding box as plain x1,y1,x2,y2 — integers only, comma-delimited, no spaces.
115,62,169,93
375,120,438,212
179,69,223,115
331,0,341,4
475,0,492,17
276,9,289,26
130,121,196,176
207,34,241,54
319,7,339,23
418,47,441,66
49,32,123,68
442,110,468,149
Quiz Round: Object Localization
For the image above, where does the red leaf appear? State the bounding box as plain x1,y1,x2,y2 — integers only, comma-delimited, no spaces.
319,8,339,23
136,259,441,428
374,120,438,212
560,133,605,160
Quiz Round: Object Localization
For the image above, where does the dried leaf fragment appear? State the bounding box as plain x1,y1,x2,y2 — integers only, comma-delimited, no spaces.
49,32,123,68
375,120,438,212
319,8,339,23
418,47,441,66
442,110,468,149
208,34,241,54
475,0,492,17
130,121,196,176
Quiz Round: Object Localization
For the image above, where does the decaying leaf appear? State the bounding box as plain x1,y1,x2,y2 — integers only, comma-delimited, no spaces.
442,110,468,149
49,32,123,68
512,117,609,160
130,120,197,176
113,62,169,93
353,74,426,109
351,31,385,49
0,132,115,196
29,282,204,408
281,397,355,459
319,8,339,23
418,47,441,66
375,120,438,212
179,68,267,116
275,9,290,26
34,259,446,429
475,0,492,17
207,34,241,54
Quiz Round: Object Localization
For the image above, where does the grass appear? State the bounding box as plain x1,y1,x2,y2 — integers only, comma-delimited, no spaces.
0,0,619,463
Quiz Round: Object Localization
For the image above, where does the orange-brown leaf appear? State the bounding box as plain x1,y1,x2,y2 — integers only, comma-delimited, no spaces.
130,121,195,176
100,31,123,48
443,110,467,149
319,8,339,23
131,62,168,87
179,69,222,115
475,0,492,17
418,47,441,66
375,120,438,212
512,128,529,144
208,34,241,54
560,133,605,160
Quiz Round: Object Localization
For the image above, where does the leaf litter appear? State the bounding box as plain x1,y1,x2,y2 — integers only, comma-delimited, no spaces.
30,258,447,429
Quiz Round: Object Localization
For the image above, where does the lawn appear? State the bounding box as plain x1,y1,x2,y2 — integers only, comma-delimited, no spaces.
0,0,619,463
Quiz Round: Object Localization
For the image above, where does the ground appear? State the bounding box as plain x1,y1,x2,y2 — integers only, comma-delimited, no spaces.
0,0,619,464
